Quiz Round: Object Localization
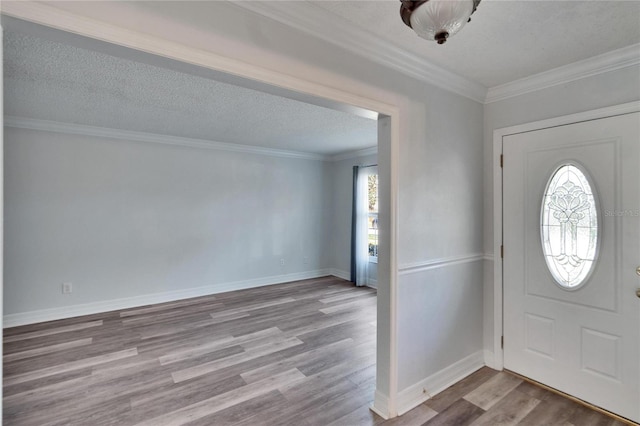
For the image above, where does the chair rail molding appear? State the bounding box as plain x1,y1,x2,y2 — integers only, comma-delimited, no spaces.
398,253,485,276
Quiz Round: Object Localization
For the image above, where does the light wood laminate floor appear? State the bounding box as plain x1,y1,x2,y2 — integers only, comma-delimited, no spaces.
3,276,626,425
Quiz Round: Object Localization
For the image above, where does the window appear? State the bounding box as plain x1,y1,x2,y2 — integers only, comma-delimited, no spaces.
368,173,378,262
541,163,599,289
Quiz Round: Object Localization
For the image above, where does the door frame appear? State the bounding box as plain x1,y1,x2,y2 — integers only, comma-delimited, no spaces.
1,2,401,419
491,100,640,370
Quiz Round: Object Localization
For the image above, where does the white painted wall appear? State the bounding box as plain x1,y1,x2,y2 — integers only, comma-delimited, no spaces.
482,65,640,362
4,127,334,322
330,153,378,285
395,90,484,396
397,260,483,412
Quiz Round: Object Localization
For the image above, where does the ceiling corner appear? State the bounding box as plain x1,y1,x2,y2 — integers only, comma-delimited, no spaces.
233,1,487,104
485,43,640,104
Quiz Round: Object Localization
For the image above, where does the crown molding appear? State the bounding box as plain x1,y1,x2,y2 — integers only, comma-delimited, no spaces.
233,1,487,104
486,43,640,104
4,116,330,161
329,146,377,162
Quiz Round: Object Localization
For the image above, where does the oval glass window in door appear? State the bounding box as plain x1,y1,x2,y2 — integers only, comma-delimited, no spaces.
540,164,599,289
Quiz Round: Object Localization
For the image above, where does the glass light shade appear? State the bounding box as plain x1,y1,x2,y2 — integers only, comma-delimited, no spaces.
410,0,474,43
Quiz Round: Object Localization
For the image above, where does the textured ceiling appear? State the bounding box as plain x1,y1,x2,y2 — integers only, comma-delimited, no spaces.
4,30,377,156
310,0,640,88
5,1,638,150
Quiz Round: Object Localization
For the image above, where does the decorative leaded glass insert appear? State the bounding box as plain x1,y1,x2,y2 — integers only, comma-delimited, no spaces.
541,164,599,289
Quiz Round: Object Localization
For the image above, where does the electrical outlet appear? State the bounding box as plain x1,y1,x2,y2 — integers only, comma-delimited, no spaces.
280,258,285,266
62,282,73,294
303,256,309,265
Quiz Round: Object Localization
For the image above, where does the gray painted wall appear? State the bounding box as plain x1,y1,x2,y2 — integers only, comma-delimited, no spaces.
4,127,333,315
482,65,640,357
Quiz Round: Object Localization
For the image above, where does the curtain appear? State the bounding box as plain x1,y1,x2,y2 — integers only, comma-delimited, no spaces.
350,166,358,283
351,166,370,286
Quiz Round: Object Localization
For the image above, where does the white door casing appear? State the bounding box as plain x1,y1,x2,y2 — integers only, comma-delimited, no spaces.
503,113,640,422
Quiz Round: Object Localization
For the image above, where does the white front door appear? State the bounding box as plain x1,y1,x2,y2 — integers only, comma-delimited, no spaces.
503,112,640,422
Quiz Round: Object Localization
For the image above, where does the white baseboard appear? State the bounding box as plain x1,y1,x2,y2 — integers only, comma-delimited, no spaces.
370,390,391,420
3,269,332,328
396,350,485,416
483,350,498,370
328,268,377,289
329,268,351,281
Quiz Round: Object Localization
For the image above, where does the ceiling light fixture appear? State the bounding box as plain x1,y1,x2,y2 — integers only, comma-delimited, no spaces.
400,0,481,45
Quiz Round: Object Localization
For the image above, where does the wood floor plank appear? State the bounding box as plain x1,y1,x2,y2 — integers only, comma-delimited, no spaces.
157,335,236,365
125,375,248,424
41,396,132,426
129,373,245,411
381,404,438,425
11,369,169,426
425,367,499,413
517,391,581,426
236,378,360,426
4,355,160,411
208,297,296,320
568,404,629,426
463,371,523,410
281,309,372,337
279,349,376,406
425,399,486,426
119,296,218,318
182,390,288,426
240,337,355,384
135,368,306,426
158,327,282,366
296,337,375,377
137,317,230,340
297,385,372,425
119,302,225,326
4,368,94,401
3,320,103,343
171,337,303,383
468,389,540,426
161,344,310,398
3,337,93,362
6,335,139,375
513,380,554,401
3,369,94,407
204,311,250,324
345,362,377,388
4,347,139,386
319,290,375,304
296,318,375,350
319,295,377,314
327,404,384,426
